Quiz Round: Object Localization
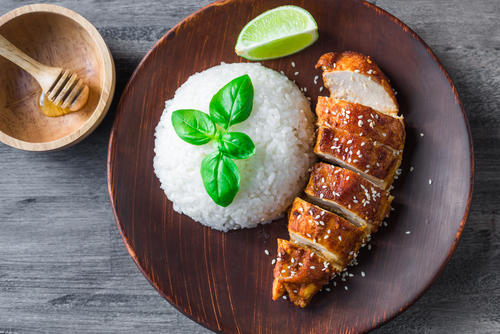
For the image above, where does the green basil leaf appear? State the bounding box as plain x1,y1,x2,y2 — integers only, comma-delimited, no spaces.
201,151,240,207
218,132,255,160
171,109,216,145
209,74,254,129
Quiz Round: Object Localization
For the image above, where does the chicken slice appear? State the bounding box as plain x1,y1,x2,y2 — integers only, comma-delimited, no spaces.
316,97,405,152
288,197,368,270
272,239,335,308
314,126,401,189
304,162,393,233
316,51,398,117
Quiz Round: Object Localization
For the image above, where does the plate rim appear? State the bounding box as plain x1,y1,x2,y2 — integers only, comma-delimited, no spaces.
107,0,474,332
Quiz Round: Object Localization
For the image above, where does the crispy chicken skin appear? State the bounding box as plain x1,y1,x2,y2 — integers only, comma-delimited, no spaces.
272,239,334,308
316,51,398,117
316,97,405,152
288,197,368,270
304,162,392,233
314,126,401,189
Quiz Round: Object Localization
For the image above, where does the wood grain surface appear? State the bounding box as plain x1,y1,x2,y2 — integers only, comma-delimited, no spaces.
0,0,498,333
108,0,472,333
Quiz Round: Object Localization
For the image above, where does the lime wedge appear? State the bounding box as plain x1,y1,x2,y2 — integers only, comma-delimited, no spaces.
235,5,318,61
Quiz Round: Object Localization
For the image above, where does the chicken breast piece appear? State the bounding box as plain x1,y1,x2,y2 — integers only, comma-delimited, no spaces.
288,197,368,270
272,239,335,308
316,97,405,152
314,126,401,189
316,51,398,117
304,162,393,233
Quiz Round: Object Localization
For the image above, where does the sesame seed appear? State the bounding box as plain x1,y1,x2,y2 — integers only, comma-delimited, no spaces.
283,295,287,300
406,231,411,234
306,233,312,238
264,249,270,255
293,289,298,294
344,286,349,291
347,139,353,144
367,244,372,250
327,229,331,234
429,179,432,185
294,71,299,76
281,269,286,273
291,258,295,263
361,271,365,277
324,235,329,239
410,166,414,172
319,86,324,92
325,287,331,292
319,193,324,199
420,132,424,137
361,142,365,146
338,235,342,241
291,61,296,67
333,281,337,286
310,266,316,269
272,259,276,265
358,120,364,127
354,69,360,73
348,273,354,277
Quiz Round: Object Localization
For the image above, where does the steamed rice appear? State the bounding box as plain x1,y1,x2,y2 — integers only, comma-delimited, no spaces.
154,63,315,231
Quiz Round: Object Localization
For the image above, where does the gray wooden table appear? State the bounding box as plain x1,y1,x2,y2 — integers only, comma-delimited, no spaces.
0,0,498,333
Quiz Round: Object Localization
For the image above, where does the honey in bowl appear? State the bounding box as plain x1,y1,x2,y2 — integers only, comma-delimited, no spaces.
38,91,78,117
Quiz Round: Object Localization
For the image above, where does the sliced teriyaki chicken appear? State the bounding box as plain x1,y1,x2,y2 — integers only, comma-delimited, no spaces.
316,51,398,117
316,97,405,153
314,126,401,189
304,162,393,233
272,239,336,308
288,197,368,271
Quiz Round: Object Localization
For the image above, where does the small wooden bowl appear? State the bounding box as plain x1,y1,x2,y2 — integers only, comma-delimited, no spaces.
0,4,115,151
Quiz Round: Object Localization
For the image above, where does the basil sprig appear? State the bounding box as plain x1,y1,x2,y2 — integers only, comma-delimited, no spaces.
171,74,255,207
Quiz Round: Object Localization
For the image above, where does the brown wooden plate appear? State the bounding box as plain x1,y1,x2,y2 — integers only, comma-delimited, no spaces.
107,0,473,333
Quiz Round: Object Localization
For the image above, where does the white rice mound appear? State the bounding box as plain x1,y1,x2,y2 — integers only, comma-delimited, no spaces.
154,63,315,231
